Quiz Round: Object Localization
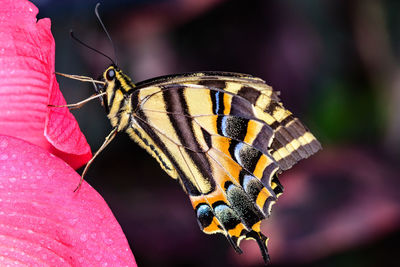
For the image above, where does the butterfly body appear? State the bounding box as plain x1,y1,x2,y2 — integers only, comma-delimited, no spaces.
96,65,321,263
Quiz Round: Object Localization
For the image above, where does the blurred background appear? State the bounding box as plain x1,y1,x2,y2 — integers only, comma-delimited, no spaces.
32,0,400,266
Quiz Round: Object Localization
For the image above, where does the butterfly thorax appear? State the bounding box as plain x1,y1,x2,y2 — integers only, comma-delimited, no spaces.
98,65,180,179
100,65,136,131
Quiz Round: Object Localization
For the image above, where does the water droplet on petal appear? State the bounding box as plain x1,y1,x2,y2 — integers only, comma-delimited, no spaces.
80,233,88,242
68,217,78,226
47,169,55,177
104,238,113,245
94,254,102,261
0,140,8,148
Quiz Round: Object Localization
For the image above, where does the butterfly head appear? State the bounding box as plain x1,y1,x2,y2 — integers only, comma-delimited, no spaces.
95,64,135,114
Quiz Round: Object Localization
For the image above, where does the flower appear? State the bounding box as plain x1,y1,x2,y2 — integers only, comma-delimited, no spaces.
0,0,136,265
0,0,91,169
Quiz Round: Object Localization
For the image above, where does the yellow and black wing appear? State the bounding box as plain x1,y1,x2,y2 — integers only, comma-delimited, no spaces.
126,71,321,263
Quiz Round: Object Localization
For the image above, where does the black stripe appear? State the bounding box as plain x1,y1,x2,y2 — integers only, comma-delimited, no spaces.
120,72,135,93
115,97,130,131
135,108,202,196
262,196,276,215
264,101,280,114
285,118,314,156
238,170,246,188
134,72,262,90
212,200,227,209
279,125,308,159
272,127,305,162
280,114,294,126
251,125,274,155
201,127,212,149
210,90,225,115
269,129,300,170
224,181,234,190
216,115,224,135
237,86,261,104
271,173,284,195
230,95,256,119
260,163,279,188
270,138,281,151
198,79,226,90
130,90,139,112
108,79,121,108
163,86,215,194
269,121,280,130
228,139,240,166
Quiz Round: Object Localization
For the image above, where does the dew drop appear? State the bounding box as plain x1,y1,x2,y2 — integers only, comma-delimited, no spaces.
94,254,102,261
68,218,78,226
0,140,7,148
104,238,113,245
80,233,88,242
47,169,55,177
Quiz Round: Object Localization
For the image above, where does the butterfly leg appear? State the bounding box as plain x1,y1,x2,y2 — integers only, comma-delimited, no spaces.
48,92,106,110
74,127,118,192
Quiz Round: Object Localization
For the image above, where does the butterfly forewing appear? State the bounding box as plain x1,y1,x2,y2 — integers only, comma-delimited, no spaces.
107,70,321,263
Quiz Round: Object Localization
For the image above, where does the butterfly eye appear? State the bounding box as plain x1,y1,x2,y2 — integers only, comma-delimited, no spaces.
106,69,116,81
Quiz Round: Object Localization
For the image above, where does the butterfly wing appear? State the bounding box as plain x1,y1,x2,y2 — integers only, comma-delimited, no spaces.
127,72,321,263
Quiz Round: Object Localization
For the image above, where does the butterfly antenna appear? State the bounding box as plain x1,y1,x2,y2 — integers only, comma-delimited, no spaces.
95,3,118,65
70,30,115,65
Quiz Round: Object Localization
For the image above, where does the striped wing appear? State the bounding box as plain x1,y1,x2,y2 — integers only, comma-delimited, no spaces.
127,72,321,262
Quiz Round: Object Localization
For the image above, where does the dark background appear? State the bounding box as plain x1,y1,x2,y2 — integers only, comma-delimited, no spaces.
33,0,400,266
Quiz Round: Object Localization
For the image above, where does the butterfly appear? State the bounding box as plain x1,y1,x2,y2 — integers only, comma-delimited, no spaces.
59,65,321,264
56,4,321,264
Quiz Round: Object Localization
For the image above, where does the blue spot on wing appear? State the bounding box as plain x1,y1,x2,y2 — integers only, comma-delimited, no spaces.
234,142,244,166
215,91,220,114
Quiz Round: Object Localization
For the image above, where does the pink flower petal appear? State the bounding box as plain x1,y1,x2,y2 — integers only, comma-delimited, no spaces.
0,0,91,169
0,135,136,266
